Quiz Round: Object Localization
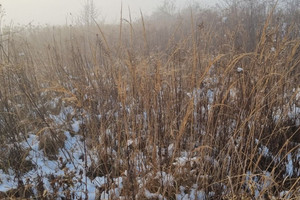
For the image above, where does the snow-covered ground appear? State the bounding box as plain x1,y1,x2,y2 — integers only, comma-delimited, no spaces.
0,87,299,199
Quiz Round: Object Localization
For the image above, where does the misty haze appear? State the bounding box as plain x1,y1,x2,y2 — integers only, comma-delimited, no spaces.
0,0,299,199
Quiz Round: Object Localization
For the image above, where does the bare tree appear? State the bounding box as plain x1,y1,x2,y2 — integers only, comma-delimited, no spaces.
80,0,99,26
158,0,177,16
0,4,5,63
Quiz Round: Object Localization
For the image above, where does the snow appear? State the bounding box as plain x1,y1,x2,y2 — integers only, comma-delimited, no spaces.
93,176,107,187
271,47,276,52
280,191,292,199
174,157,189,167
259,145,269,157
0,123,132,199
0,170,18,192
176,185,206,200
155,171,174,187
71,120,81,133
127,139,134,146
144,189,166,200
168,143,174,156
0,131,102,199
285,153,294,177
49,106,74,125
0,86,299,199
237,67,243,72
47,97,60,110
244,171,273,198
100,177,123,199
289,104,300,126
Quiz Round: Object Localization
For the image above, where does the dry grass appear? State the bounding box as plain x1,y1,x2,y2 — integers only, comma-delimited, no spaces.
0,2,299,199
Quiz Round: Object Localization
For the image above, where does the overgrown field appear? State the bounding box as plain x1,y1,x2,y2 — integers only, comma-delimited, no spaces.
0,1,299,199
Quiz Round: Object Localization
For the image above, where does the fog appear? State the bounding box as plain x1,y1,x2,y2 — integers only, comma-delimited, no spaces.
1,0,217,26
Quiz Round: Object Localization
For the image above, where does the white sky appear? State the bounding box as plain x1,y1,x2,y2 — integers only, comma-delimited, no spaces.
0,0,217,26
